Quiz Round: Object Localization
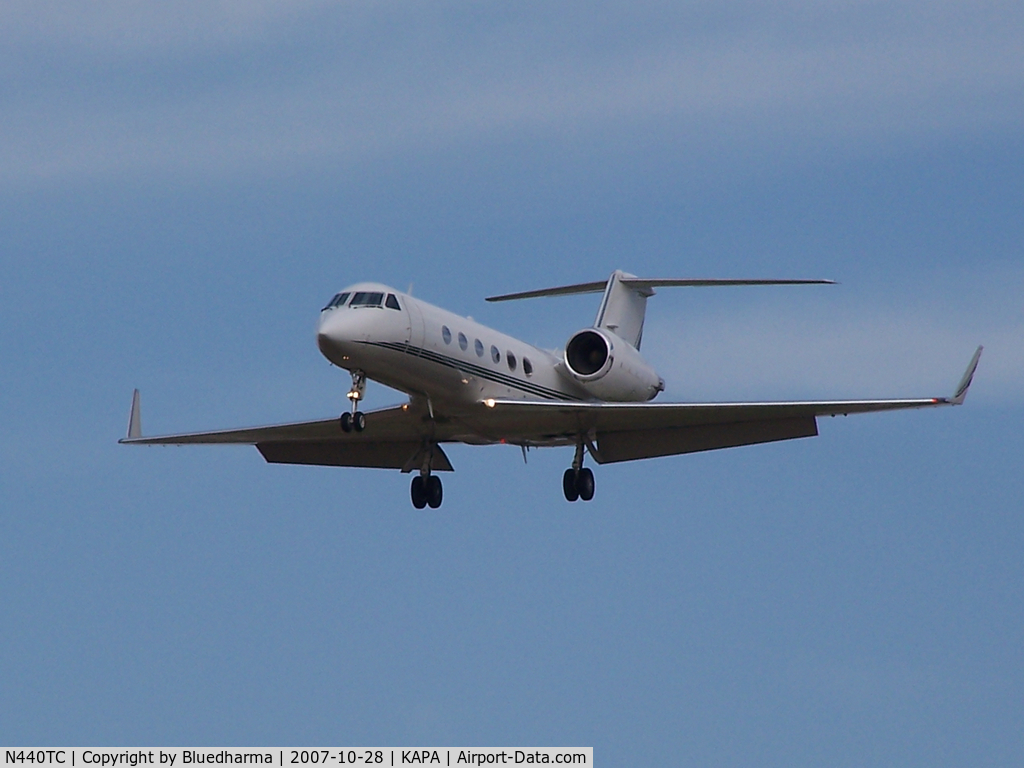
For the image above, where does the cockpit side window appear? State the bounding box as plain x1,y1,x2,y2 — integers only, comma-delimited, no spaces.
350,291,384,307
385,293,401,310
322,292,350,310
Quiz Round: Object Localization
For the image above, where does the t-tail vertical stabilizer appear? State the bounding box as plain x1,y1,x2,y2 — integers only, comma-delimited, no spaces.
593,270,651,349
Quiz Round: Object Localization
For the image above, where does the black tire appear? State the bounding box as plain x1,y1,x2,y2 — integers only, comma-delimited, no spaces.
576,467,595,501
426,475,443,509
411,476,427,509
340,412,352,432
563,468,579,502
353,411,366,432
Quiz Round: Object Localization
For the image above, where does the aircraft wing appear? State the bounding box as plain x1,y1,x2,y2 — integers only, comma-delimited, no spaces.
474,346,983,463
121,347,980,469
119,394,453,471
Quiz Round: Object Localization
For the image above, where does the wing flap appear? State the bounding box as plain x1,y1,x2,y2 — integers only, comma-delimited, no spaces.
257,441,454,471
595,416,818,463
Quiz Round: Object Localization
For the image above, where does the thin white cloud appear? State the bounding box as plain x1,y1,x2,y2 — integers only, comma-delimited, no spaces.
642,271,1024,403
0,1,1021,184
0,1,337,54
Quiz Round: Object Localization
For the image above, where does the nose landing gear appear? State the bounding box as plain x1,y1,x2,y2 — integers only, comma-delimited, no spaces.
340,369,367,433
563,441,596,502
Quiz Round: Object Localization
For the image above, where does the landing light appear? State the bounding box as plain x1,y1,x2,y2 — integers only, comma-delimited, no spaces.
484,399,496,408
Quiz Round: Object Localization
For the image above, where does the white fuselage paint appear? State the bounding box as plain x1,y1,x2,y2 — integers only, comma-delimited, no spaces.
316,282,639,408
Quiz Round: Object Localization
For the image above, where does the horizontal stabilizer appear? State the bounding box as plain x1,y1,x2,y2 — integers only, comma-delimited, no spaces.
486,276,834,302
620,277,835,289
486,280,608,302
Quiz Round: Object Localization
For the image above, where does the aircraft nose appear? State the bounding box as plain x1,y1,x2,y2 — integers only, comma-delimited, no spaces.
317,310,350,358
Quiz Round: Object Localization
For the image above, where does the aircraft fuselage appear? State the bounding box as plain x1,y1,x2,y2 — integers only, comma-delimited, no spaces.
316,282,595,408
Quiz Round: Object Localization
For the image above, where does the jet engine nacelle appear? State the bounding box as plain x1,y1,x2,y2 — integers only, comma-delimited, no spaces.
563,328,665,402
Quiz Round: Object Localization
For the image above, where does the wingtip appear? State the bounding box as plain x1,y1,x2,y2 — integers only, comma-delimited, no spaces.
125,388,142,440
950,346,983,405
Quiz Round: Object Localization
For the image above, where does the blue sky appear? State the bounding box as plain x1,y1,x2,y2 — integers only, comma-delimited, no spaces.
1,2,1022,764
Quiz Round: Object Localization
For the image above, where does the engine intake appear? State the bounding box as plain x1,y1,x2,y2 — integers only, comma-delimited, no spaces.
562,328,665,402
565,329,609,377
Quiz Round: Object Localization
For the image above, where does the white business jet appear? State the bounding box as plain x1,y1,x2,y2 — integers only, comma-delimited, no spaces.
122,270,982,509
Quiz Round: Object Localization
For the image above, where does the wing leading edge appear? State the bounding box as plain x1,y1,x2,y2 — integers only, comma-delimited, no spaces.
119,395,453,472
478,346,983,463
121,347,981,469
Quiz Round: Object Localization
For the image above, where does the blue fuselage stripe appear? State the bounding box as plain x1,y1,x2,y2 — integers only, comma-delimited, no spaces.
357,340,582,401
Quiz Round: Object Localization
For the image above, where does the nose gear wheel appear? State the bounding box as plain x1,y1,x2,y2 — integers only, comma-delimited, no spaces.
340,369,367,432
339,410,366,432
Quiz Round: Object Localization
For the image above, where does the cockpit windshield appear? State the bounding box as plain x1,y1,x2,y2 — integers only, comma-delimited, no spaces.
322,292,350,311
350,291,384,307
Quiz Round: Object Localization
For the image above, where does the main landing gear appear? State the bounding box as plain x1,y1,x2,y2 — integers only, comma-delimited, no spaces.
411,473,443,509
563,442,595,502
340,369,366,433
410,441,443,509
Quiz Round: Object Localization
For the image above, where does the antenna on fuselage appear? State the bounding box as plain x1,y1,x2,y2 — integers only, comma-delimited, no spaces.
407,283,414,295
